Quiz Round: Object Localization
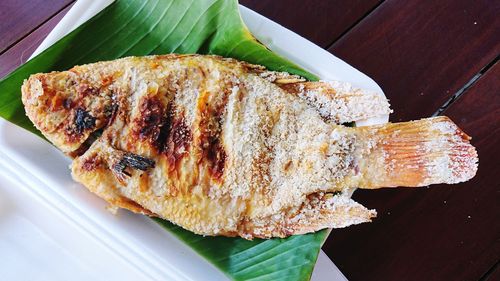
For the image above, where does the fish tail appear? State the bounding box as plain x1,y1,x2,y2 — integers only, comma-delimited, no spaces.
353,116,478,189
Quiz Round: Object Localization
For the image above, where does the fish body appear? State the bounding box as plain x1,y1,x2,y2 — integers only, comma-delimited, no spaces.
21,55,477,238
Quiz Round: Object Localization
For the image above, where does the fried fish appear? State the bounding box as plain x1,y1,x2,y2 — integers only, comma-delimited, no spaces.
21,55,478,239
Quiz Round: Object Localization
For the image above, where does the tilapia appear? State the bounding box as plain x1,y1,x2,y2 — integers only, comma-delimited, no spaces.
21,54,478,239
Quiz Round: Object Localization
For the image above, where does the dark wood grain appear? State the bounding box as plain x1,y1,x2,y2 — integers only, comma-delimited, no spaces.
240,0,382,48
0,0,73,54
328,0,500,121
0,5,72,79
324,63,500,281
483,261,500,281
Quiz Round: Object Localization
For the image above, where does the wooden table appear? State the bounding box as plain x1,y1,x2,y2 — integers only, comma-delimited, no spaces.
1,1,498,280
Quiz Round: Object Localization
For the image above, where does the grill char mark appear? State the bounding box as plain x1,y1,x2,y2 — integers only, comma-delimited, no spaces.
154,104,172,152
132,88,192,171
198,88,229,181
164,107,192,169
142,100,192,170
134,97,164,142
73,108,96,134
206,136,226,180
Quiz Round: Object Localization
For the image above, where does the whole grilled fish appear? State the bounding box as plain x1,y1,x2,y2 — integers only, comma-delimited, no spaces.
21,55,478,239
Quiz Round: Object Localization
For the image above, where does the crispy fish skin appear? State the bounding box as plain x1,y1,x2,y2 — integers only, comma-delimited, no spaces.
21,55,477,239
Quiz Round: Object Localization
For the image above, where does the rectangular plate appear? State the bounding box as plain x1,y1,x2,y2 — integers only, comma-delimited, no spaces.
0,0,388,280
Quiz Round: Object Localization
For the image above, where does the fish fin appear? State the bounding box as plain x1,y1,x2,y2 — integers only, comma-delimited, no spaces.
246,67,305,84
354,116,478,189
244,193,376,238
108,196,157,216
280,81,392,124
288,193,376,235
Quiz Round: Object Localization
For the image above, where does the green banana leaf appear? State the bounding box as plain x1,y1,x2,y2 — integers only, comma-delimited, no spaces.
0,0,327,280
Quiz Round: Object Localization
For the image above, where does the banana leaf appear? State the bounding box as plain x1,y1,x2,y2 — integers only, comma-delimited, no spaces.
0,0,327,280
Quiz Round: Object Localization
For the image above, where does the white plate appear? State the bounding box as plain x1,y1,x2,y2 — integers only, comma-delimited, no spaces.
0,1,388,280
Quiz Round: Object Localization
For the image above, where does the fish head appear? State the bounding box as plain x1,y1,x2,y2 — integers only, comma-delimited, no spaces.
21,71,113,155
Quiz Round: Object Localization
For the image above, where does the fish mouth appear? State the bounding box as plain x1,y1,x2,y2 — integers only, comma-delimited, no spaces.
68,128,103,158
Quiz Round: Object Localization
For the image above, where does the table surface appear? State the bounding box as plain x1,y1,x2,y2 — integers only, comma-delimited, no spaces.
1,1,499,280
